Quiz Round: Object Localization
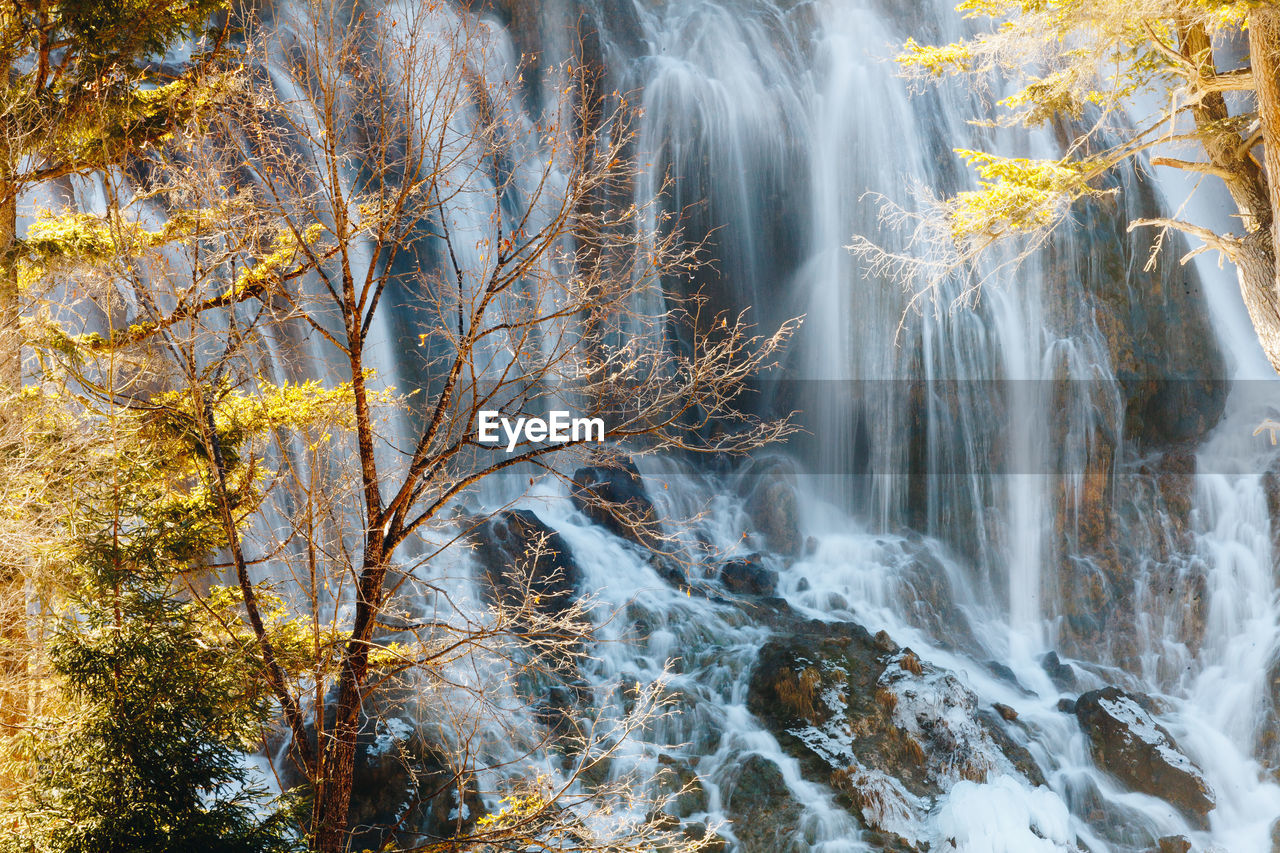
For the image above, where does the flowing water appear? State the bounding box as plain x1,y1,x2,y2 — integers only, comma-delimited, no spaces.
97,0,1280,848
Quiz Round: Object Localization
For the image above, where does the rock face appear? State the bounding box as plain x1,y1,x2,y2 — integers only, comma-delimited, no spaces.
1042,167,1226,668
747,615,1046,849
571,455,661,548
1074,687,1214,827
469,509,582,622
718,553,778,596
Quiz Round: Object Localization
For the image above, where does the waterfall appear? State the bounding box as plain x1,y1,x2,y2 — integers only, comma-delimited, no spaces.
80,0,1278,848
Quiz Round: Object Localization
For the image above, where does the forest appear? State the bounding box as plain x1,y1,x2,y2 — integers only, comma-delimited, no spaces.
3,1,1280,852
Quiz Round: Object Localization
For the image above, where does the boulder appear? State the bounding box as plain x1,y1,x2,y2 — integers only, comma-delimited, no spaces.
740,457,802,556
1154,837,1191,853
469,509,582,622
718,753,803,852
984,660,1030,693
571,455,661,548
718,553,778,596
1074,687,1214,827
649,554,687,589
654,752,708,818
1041,651,1078,691
747,615,1045,846
993,702,1018,722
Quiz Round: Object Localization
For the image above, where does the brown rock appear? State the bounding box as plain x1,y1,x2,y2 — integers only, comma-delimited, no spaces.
469,509,582,623
1075,687,1214,827
571,455,661,548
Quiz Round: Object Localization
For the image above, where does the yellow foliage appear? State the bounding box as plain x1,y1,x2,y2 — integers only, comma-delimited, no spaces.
898,38,976,75
948,149,1105,241
475,785,552,832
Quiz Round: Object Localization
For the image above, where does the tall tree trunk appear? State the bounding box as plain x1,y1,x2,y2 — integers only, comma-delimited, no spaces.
1,184,18,392
311,549,385,853
1251,8,1280,309
0,112,21,740
1180,20,1280,369
313,345,388,853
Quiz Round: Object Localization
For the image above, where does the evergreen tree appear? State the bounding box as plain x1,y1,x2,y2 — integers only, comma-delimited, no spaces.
0,391,300,853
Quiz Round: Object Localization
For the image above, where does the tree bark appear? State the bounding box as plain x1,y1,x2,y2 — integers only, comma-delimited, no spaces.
311,553,384,853
0,11,14,392
1,184,18,393
1179,23,1272,232
1236,230,1280,371
312,345,388,853
1251,9,1280,307
1179,19,1280,369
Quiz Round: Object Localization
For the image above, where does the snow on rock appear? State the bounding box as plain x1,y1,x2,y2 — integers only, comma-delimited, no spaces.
1074,686,1215,827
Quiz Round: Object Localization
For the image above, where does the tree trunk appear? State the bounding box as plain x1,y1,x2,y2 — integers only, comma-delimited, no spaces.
1252,9,1280,308
1236,230,1280,372
1,184,18,392
311,549,385,853
1181,19,1280,370
312,345,388,853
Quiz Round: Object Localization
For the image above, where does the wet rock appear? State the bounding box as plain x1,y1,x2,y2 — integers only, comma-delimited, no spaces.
977,709,1047,788
649,554,687,589
719,753,803,852
1057,698,1077,714
1262,654,1280,779
1074,687,1214,827
655,753,708,818
469,509,582,622
984,660,1027,692
1264,455,1280,556
993,702,1018,721
571,455,661,548
531,680,590,742
1154,836,1191,853
718,553,779,596
896,543,980,653
1043,168,1227,667
1041,651,1078,691
1050,180,1226,449
739,456,802,556
680,822,727,853
1153,445,1197,532
747,616,1046,844
830,764,925,852
1059,772,1167,849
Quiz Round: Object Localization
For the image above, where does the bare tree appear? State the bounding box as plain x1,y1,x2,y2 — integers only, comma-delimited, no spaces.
20,1,795,849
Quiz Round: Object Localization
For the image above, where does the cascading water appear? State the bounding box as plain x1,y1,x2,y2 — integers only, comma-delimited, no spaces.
221,0,1280,849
